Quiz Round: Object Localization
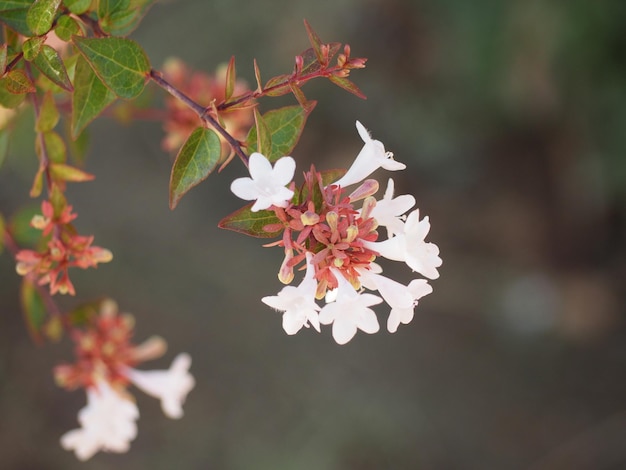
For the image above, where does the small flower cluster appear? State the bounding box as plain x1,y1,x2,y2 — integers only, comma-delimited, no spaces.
161,58,254,155
229,121,442,344
55,299,195,461
15,200,112,295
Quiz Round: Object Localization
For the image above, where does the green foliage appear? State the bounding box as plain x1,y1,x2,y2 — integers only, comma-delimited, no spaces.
0,213,5,254
35,91,59,132
31,45,73,91
20,277,47,343
0,7,33,36
245,105,309,161
169,127,221,209
218,204,283,238
71,55,117,138
54,14,82,41
10,205,41,246
22,35,44,60
0,129,9,169
0,0,34,10
72,36,150,99
0,43,7,73
328,75,365,99
2,69,35,93
62,0,90,15
26,0,61,36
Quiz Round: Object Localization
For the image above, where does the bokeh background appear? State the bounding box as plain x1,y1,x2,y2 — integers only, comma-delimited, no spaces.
2,0,626,468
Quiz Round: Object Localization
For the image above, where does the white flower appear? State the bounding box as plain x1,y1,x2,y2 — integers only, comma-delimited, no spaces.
262,255,321,335
125,353,195,419
230,152,295,211
61,380,139,461
364,209,442,279
319,269,382,345
387,279,433,333
333,121,405,188
369,178,415,238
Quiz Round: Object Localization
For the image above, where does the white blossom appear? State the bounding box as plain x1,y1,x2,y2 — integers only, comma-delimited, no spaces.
319,269,382,344
387,279,433,333
61,380,139,461
125,353,195,419
364,209,442,279
230,152,295,211
369,178,415,238
262,255,321,334
333,121,406,188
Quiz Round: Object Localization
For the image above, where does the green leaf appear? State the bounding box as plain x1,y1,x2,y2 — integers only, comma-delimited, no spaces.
98,0,128,18
2,69,36,93
263,74,291,97
67,123,89,164
169,127,221,209
36,91,59,132
49,183,67,217
328,74,366,100
50,162,94,182
299,43,341,76
71,55,117,138
22,35,45,60
303,19,325,65
72,36,150,99
35,130,66,163
225,55,235,100
0,7,33,36
0,79,27,107
54,14,82,41
27,0,61,35
106,0,155,36
246,105,309,161
32,45,73,91
10,204,42,246
20,277,47,343
0,0,32,11
252,107,271,156
218,204,283,238
63,0,90,15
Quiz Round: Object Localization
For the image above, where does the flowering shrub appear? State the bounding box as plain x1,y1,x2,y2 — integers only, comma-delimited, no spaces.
0,0,440,461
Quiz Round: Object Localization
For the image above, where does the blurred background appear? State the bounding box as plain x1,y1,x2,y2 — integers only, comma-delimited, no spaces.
1,0,626,468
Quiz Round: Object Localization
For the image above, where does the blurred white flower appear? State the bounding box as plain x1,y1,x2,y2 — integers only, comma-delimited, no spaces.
333,121,405,188
125,353,195,419
319,269,382,344
369,178,415,238
61,381,139,461
262,255,321,335
231,152,295,211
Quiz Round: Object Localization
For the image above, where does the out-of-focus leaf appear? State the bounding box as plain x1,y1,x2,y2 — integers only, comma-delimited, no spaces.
49,183,66,216
169,127,221,209
32,45,73,91
54,14,82,41
0,8,33,36
218,203,283,238
27,0,61,36
67,124,89,164
3,69,35,94
246,105,309,161
102,0,156,36
43,315,63,342
20,277,47,343
97,0,128,18
50,162,94,182
0,129,9,169
0,213,5,254
252,108,271,157
225,55,236,101
328,74,366,99
36,130,66,163
0,0,33,11
29,166,43,197
71,55,116,138
67,300,100,328
10,204,42,246
63,0,91,15
36,91,59,132
72,36,150,99
22,35,45,60
0,79,27,107
0,43,7,73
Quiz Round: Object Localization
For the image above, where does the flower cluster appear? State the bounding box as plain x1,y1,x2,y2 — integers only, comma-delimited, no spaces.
161,58,254,156
229,121,442,344
54,299,195,460
15,200,112,296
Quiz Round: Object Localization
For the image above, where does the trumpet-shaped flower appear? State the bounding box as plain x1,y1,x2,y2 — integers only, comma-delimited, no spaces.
231,152,295,211
262,255,321,335
125,353,195,419
363,209,442,279
387,279,433,333
319,269,382,344
60,381,139,461
333,121,405,188
368,178,415,238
